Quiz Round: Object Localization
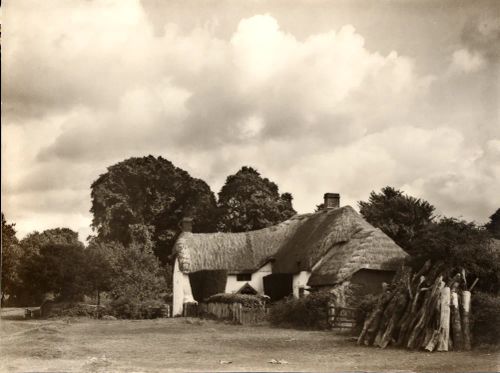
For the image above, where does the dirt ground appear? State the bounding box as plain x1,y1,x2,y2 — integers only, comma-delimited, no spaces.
1,308,498,373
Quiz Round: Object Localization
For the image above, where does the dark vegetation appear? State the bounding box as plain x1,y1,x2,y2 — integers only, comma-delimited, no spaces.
205,293,267,308
470,291,500,345
269,291,334,329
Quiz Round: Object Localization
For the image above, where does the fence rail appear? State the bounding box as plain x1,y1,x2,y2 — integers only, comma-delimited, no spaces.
328,305,357,331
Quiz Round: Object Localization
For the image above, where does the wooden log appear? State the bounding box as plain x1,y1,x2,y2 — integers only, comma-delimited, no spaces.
374,268,412,347
406,276,444,349
424,329,440,352
395,277,427,346
377,290,409,348
461,290,471,351
397,264,444,347
450,290,464,350
437,286,450,351
357,290,393,345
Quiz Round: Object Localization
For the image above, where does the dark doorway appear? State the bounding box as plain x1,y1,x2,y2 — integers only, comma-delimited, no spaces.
263,273,293,301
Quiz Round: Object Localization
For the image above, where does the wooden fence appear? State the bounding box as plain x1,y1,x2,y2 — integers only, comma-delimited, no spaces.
183,302,267,325
328,305,357,331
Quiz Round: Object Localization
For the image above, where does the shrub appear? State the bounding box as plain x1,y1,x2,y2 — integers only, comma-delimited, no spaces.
43,302,99,318
189,270,227,302
471,292,500,346
269,290,334,329
107,296,165,319
205,293,266,308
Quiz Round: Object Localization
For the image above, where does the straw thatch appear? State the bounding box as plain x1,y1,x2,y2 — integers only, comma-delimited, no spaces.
174,206,407,285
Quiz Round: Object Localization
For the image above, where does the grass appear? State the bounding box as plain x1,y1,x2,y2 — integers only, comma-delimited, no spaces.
1,308,499,372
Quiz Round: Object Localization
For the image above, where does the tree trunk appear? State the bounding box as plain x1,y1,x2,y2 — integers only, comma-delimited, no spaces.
461,290,471,351
437,286,450,351
450,291,464,350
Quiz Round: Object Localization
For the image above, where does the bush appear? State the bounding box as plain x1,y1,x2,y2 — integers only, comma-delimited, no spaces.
205,293,266,308
188,270,227,302
269,290,334,329
471,292,500,346
107,296,166,319
43,302,99,318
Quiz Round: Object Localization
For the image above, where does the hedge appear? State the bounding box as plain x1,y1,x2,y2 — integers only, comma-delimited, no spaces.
269,290,334,329
205,293,267,308
471,291,500,346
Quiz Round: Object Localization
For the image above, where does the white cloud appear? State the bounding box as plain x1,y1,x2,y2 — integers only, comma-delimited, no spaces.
450,49,486,73
2,1,499,240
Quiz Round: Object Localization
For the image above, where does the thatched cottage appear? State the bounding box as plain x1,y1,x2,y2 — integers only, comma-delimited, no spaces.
172,193,408,316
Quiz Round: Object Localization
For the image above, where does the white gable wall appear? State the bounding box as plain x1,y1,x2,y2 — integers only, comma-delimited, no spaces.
172,257,195,316
225,262,273,294
292,270,311,298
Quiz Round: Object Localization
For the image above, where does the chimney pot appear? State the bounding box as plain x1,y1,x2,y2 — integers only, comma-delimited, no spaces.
323,193,340,210
180,217,193,232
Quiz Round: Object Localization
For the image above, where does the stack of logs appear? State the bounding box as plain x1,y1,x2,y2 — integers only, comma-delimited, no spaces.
357,260,477,351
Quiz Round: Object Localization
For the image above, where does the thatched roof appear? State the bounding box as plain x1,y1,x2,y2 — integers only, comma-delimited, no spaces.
173,206,407,285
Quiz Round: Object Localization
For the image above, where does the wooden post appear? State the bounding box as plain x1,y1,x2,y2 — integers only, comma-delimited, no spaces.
461,290,471,351
450,289,464,350
437,286,450,351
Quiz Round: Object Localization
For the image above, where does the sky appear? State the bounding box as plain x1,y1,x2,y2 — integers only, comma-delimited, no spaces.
2,0,500,242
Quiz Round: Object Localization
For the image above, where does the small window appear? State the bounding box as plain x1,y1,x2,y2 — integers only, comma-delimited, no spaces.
236,273,251,281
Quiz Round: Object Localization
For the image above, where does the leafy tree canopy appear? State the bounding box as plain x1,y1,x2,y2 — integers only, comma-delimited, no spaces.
485,208,500,239
358,186,435,252
15,228,87,304
88,225,169,302
90,156,217,263
1,214,23,303
20,228,83,254
409,217,499,294
217,166,296,232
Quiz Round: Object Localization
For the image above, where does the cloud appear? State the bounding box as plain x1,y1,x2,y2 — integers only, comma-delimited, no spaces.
450,49,486,73
2,1,499,240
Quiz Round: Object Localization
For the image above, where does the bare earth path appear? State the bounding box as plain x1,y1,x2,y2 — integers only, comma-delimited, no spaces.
1,310,498,372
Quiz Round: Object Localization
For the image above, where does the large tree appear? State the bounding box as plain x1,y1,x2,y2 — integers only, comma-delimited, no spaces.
358,186,435,253
16,228,87,304
485,208,500,239
1,213,23,304
90,156,217,263
217,166,296,232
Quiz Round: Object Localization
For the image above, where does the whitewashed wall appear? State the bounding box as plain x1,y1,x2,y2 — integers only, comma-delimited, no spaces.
292,270,311,297
172,258,195,316
225,262,273,294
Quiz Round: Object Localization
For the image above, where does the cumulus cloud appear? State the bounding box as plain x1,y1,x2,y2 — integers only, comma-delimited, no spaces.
2,0,499,239
450,49,486,73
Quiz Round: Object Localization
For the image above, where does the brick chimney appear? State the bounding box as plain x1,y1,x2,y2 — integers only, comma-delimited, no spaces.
180,217,193,232
323,193,340,210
